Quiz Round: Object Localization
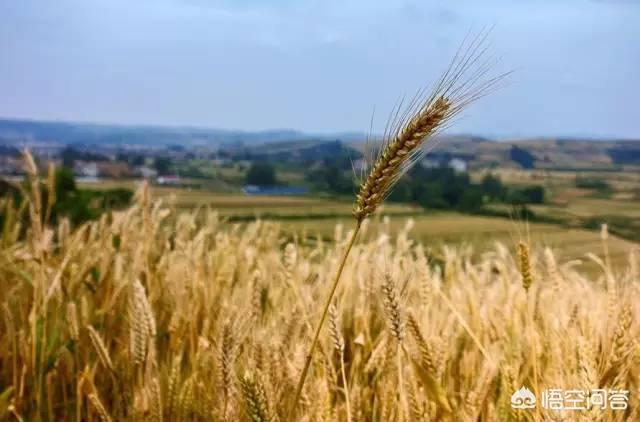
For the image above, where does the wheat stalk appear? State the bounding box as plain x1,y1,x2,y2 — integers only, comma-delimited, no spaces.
287,31,502,421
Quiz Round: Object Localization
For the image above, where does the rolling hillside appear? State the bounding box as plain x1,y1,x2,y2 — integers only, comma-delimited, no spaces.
1,117,638,170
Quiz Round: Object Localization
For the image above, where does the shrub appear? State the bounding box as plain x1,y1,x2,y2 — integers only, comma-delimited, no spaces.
575,177,611,192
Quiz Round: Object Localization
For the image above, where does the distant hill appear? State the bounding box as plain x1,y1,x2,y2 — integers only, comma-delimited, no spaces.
349,135,640,169
0,117,638,170
0,117,365,147
234,139,363,164
424,137,640,170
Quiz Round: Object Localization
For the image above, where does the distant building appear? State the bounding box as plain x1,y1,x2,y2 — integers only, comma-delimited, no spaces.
97,162,132,178
0,156,23,175
421,158,441,169
243,185,309,196
74,161,99,178
135,166,158,179
420,156,468,172
157,175,181,185
448,158,467,173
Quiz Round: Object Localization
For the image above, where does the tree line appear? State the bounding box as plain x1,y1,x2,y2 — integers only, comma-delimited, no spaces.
302,162,545,212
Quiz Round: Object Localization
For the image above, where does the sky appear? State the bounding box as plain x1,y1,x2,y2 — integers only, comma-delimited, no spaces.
0,0,638,139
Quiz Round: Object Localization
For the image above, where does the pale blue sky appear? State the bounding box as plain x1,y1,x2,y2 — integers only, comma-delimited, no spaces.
0,0,638,138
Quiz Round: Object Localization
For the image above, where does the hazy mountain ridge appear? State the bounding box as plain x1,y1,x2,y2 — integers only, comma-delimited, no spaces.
0,117,366,147
0,117,638,169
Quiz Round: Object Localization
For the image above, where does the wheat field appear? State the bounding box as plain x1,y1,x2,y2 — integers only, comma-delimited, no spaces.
1,171,639,421
1,38,638,421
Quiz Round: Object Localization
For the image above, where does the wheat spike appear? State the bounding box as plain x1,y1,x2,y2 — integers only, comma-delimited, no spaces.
328,303,345,354
129,279,155,366
239,371,271,422
88,393,113,422
86,325,114,372
66,302,79,341
251,269,263,323
611,303,633,365
543,247,562,292
353,32,502,222
147,376,163,422
577,336,598,395
284,243,297,278
406,313,437,375
354,97,451,221
178,376,195,420
167,355,182,419
517,241,533,291
382,273,404,342
80,295,90,326
219,321,235,419
134,278,157,336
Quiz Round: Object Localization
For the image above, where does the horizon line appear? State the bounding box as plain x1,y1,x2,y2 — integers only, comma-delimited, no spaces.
0,114,638,143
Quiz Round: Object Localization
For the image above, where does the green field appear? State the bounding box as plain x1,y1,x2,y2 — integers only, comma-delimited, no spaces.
78,175,639,274
279,213,636,272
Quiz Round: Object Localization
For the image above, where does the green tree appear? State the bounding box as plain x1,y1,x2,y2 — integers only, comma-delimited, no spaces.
507,185,545,205
520,186,545,204
481,173,505,201
324,165,353,194
55,166,77,201
246,162,276,185
458,187,484,212
61,147,78,168
154,157,172,175
418,183,448,209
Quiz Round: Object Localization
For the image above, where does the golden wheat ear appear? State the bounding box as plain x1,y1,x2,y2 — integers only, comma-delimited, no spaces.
354,29,508,222
288,31,506,421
